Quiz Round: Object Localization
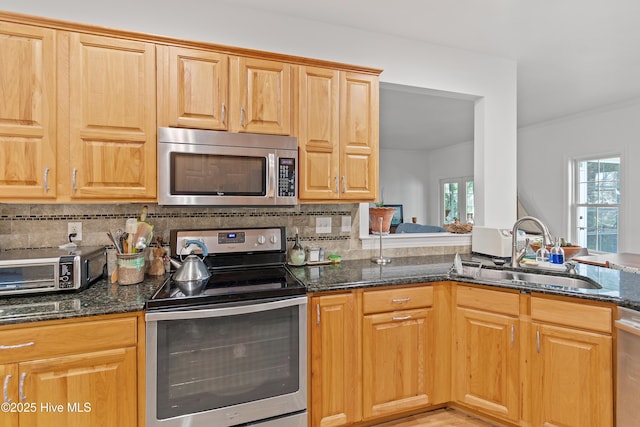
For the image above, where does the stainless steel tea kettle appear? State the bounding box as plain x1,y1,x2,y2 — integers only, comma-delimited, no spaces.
167,240,211,295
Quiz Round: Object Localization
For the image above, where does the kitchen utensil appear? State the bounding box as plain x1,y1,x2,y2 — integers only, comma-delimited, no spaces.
134,221,154,250
138,205,148,222
135,237,147,251
120,232,129,254
125,218,138,253
167,240,211,295
107,231,122,254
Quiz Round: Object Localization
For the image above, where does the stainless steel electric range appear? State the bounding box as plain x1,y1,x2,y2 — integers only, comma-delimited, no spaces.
145,227,307,427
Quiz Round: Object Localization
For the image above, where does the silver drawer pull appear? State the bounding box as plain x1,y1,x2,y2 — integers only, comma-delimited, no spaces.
3,374,11,403
393,315,412,321
0,342,35,350
18,373,26,402
391,297,411,303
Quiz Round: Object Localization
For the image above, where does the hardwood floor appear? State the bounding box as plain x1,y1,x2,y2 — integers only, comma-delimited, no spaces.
373,408,500,426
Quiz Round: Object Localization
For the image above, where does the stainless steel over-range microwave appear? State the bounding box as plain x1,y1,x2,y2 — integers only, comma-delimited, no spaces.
157,127,298,206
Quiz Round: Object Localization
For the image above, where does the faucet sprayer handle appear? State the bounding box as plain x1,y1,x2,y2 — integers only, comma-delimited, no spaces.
565,261,577,274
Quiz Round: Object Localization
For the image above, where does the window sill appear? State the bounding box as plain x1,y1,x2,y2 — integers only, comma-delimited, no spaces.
360,232,472,250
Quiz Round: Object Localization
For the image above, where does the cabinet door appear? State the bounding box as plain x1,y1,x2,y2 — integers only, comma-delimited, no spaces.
339,72,378,201
0,364,19,427
298,66,340,200
454,307,520,422
531,323,613,427
0,22,56,199
310,293,358,427
66,32,156,200
231,57,291,135
158,45,229,130
19,347,137,427
362,308,433,420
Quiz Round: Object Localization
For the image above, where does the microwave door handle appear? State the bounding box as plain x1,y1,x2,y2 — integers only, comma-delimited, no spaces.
267,153,276,199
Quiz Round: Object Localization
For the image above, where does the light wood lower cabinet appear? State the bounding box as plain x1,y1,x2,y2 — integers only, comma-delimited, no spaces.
309,292,359,427
454,286,520,423
362,307,433,419
0,313,143,427
310,285,438,427
529,296,613,427
309,283,615,427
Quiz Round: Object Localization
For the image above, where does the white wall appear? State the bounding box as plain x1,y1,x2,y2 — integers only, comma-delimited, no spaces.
379,142,474,226
518,99,640,253
378,149,431,224
1,0,517,228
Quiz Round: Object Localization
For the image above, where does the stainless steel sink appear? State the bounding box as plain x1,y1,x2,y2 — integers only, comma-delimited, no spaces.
456,265,602,290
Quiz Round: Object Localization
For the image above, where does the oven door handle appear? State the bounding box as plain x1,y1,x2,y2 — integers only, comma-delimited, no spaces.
145,296,307,322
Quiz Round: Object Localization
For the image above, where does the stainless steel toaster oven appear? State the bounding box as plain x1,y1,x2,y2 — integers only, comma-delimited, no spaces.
0,246,107,296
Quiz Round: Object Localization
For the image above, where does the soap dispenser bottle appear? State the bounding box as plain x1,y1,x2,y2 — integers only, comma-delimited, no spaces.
289,232,306,266
549,238,565,264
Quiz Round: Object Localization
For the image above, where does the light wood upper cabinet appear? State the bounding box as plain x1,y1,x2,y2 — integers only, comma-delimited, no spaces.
63,32,157,200
0,22,57,200
157,46,229,130
454,286,520,423
339,72,378,201
298,66,340,200
309,292,359,427
230,57,292,135
298,67,379,202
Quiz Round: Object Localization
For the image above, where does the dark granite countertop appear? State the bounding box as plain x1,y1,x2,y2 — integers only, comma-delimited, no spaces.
2,254,640,327
0,274,167,326
291,254,640,311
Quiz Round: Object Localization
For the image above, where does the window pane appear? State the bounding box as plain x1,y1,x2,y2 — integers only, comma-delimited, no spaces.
443,183,458,224
575,157,620,253
466,181,474,223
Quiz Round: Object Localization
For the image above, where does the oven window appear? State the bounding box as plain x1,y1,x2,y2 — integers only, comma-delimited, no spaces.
0,265,56,288
170,153,266,196
155,305,300,419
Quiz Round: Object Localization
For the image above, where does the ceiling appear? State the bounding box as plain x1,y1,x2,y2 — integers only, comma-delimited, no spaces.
223,0,640,150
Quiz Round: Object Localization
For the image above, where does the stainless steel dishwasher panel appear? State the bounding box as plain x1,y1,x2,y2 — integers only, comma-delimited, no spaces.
616,307,640,427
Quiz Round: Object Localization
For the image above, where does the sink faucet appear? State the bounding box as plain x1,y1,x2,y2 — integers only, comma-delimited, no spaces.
510,216,553,268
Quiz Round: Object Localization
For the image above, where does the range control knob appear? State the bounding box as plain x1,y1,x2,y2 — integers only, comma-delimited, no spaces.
257,235,266,245
270,234,278,244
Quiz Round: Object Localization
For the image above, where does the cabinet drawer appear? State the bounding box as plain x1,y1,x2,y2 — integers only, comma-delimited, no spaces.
457,285,519,316
531,297,612,333
0,316,137,363
363,286,433,314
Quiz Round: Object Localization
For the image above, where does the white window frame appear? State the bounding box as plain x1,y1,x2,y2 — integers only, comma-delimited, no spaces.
439,176,474,225
572,155,621,253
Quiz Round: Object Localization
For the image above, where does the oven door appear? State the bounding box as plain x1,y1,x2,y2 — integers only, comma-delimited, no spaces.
146,296,307,427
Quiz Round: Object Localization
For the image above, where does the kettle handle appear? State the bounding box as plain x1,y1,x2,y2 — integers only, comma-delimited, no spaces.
184,239,209,257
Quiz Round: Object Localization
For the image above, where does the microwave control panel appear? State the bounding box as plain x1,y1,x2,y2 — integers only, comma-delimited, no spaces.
278,158,296,197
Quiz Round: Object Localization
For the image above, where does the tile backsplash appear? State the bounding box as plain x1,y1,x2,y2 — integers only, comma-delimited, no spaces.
0,203,468,270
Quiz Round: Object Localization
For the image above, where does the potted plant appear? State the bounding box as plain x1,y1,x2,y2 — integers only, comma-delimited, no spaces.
369,190,396,234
